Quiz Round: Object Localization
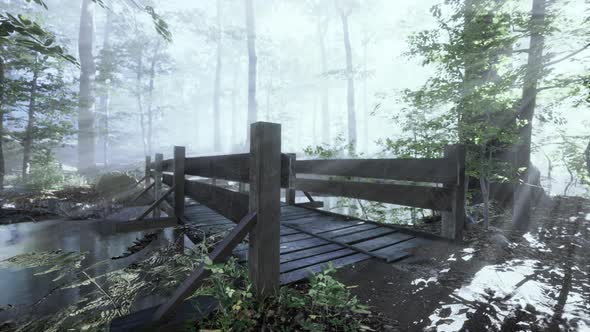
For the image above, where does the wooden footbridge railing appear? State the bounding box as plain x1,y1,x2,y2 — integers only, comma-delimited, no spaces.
114,121,466,329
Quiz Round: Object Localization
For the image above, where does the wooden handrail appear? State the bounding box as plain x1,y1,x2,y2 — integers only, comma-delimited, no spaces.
151,211,257,324
135,185,175,221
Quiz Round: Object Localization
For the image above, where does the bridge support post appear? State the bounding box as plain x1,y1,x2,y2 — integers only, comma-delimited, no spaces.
145,156,151,187
174,146,185,222
442,145,466,242
285,153,296,205
248,121,281,298
154,153,163,219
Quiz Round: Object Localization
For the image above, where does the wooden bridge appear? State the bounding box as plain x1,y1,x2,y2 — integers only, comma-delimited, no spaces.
110,121,466,330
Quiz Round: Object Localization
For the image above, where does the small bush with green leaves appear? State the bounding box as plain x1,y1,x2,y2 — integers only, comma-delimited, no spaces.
197,260,372,331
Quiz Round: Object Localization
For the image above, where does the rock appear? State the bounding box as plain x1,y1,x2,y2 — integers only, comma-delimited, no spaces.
94,172,136,196
489,232,510,250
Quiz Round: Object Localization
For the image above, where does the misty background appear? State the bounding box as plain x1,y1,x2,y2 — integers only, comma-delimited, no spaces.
2,0,588,195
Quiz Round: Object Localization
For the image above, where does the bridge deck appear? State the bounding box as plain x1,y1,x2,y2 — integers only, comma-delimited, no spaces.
182,201,434,284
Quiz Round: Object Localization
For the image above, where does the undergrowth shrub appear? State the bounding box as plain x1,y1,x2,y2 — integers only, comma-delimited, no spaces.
197,259,372,331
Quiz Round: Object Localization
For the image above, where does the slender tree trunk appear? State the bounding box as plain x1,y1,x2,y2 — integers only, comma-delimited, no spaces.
98,0,112,168
0,55,5,189
136,52,147,156
22,63,39,181
362,27,369,153
78,0,96,172
513,0,547,226
317,18,330,144
231,61,239,150
245,0,257,144
146,41,160,157
340,11,356,152
213,0,223,152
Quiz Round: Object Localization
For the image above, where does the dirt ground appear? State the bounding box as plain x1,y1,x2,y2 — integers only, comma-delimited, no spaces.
333,196,590,332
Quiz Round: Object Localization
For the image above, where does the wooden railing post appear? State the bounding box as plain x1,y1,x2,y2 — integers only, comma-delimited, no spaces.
285,153,296,205
174,146,185,221
154,153,163,219
145,156,151,187
248,121,281,298
442,145,466,241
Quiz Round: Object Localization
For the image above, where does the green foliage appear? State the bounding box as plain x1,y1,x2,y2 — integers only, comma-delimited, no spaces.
20,150,65,190
304,134,359,158
198,261,372,331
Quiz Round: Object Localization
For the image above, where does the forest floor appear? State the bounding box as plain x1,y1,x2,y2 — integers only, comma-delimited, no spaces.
1,184,589,331
334,196,590,331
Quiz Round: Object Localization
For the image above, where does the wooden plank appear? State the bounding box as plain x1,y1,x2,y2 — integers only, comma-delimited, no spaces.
295,201,324,208
285,217,360,233
132,182,155,202
280,226,302,236
354,233,415,252
145,156,151,186
248,121,282,298
279,253,370,284
285,223,386,260
319,223,379,238
152,211,257,324
280,233,313,243
293,178,453,211
136,186,175,221
279,244,343,263
280,237,330,254
162,173,173,186
332,227,397,244
280,248,357,273
174,146,185,220
295,157,456,183
285,153,296,205
185,179,249,223
161,158,173,172
154,153,163,219
185,153,250,182
441,144,466,242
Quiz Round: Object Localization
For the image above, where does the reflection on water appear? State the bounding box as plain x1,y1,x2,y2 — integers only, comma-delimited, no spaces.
0,218,183,324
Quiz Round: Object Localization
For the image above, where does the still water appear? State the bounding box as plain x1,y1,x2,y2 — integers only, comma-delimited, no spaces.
0,218,183,323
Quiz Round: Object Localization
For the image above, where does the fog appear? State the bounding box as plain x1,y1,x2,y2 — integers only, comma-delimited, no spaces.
2,0,588,194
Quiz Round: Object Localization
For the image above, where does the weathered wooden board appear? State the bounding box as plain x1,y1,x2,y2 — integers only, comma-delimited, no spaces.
295,158,456,183
279,244,343,263
280,232,313,243
183,152,292,187
280,248,357,273
354,233,415,252
318,223,379,238
285,218,366,234
293,179,453,211
279,253,370,285
184,179,249,223
332,227,397,244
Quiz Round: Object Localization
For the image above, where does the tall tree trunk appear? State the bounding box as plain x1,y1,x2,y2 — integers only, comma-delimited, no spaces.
213,0,223,152
245,0,257,144
0,55,5,189
362,26,369,153
340,11,356,153
317,18,330,144
136,52,147,156
78,0,96,172
231,60,239,150
513,0,547,227
98,0,112,168
147,41,160,157
22,62,39,181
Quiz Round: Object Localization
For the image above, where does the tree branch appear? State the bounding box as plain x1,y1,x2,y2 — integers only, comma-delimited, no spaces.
545,43,590,67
